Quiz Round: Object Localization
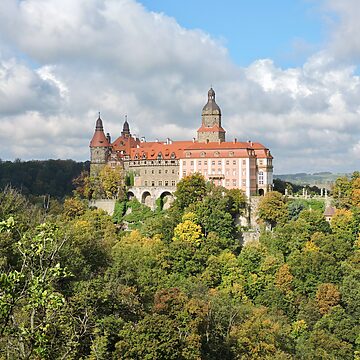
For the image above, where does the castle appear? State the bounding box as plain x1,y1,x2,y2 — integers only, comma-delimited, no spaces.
90,88,273,207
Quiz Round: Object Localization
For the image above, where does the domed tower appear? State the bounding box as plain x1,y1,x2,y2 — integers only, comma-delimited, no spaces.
197,88,226,143
121,115,130,137
90,113,111,175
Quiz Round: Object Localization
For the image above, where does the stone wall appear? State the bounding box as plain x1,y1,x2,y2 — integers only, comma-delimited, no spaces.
89,199,116,216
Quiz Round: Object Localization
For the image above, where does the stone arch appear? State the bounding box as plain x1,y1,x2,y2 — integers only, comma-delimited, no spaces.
258,189,265,196
159,191,174,210
141,191,152,207
127,191,135,200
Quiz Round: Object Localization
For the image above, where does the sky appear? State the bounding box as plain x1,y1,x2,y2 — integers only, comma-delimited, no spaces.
0,0,360,174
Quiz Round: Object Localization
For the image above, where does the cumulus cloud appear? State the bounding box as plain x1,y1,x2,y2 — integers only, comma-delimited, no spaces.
0,0,359,173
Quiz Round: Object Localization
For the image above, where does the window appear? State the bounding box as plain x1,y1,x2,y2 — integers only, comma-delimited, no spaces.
229,151,234,157
200,152,206,157
258,171,264,185
172,169,175,174
242,160,246,165
226,160,229,165
183,171,186,176
144,181,148,186
152,170,154,174
186,152,191,157
165,169,168,174
165,181,169,186
242,169,246,176
171,180,176,186
233,160,236,165
183,160,186,165
212,160,215,165
218,160,221,165
259,160,263,165
191,161,194,166
214,151,220,157
159,181,162,186
159,169,161,174
204,161,208,166
233,179,237,186
225,180,229,186
198,161,202,166
218,168,221,174
242,180,246,186
144,170,147,174
151,181,155,186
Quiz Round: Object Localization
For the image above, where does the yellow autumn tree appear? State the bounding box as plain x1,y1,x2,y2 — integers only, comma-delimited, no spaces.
173,212,202,245
316,283,341,314
275,263,294,293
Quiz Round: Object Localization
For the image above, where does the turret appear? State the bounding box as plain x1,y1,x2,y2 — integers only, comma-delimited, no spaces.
90,113,111,175
121,115,131,137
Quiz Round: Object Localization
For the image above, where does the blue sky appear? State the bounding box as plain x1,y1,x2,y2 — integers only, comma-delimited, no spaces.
140,0,325,67
0,0,360,173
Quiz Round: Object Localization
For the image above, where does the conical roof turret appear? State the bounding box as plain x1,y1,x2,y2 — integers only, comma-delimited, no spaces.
90,113,111,147
121,115,130,137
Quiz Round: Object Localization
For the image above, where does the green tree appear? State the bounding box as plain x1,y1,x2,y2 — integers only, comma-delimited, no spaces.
258,191,288,229
173,173,207,211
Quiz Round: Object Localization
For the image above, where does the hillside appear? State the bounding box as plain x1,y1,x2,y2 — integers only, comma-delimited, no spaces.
275,172,349,189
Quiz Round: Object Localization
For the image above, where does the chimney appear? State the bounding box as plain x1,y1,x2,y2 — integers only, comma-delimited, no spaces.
140,137,146,143
106,133,111,143
233,138,237,144
192,137,195,143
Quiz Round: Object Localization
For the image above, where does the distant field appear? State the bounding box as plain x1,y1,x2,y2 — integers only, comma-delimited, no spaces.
274,172,349,189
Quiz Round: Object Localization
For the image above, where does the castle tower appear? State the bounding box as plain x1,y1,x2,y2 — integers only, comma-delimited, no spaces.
90,113,111,175
197,88,226,143
121,115,130,137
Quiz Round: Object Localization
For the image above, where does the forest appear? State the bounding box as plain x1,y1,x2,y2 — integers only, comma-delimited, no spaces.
0,170,359,359
0,159,89,198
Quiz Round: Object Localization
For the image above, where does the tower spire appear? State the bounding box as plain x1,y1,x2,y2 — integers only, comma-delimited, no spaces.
121,114,130,137
95,112,103,131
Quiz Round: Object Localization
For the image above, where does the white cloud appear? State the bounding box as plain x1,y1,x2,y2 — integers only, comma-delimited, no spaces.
323,0,360,62
0,0,359,173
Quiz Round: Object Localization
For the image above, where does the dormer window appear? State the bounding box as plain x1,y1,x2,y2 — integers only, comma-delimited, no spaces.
200,151,206,157
157,152,163,159
171,152,176,159
214,151,220,157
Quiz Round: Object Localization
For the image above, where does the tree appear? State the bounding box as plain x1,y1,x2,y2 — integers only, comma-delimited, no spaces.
315,283,341,315
331,209,356,244
0,221,75,359
173,173,207,211
257,191,288,229
173,212,203,245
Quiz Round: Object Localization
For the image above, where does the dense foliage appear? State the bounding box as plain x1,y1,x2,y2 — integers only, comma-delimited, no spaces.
0,173,359,359
0,159,89,198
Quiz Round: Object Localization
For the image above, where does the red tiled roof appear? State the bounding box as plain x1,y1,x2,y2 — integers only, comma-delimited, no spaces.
197,125,226,133
90,130,110,147
130,142,189,160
